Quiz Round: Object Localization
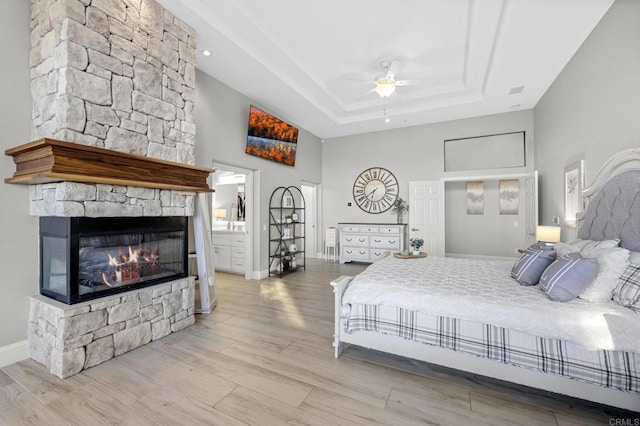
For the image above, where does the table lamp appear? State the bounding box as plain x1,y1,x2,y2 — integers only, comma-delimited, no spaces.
536,226,561,244
214,209,227,221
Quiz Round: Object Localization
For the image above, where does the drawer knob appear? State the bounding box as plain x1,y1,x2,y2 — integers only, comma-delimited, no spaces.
358,238,365,242
374,239,381,243
359,251,366,255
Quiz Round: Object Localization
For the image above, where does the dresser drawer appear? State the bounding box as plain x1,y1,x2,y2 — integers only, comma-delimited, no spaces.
359,226,379,233
212,234,232,245
231,246,245,257
342,247,369,260
231,236,245,246
370,249,389,261
370,236,400,249
341,225,359,233
231,258,245,272
342,235,369,246
379,227,400,234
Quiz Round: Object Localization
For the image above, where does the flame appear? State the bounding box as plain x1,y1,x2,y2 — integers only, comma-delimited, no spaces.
143,245,159,263
129,246,139,263
108,253,119,266
103,245,157,287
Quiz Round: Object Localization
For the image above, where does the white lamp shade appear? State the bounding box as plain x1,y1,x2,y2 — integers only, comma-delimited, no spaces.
214,209,227,219
374,77,396,98
536,226,561,243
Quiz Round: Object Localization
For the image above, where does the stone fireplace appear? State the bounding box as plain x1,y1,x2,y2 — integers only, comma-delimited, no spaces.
15,0,207,378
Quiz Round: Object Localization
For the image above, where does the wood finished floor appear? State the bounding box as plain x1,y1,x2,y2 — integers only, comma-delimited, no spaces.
0,259,635,425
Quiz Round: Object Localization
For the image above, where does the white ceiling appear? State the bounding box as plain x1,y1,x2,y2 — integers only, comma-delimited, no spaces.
156,0,613,139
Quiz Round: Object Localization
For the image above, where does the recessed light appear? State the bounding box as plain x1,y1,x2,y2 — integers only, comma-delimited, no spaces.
509,86,524,95
385,117,390,123
201,50,212,57
510,104,521,110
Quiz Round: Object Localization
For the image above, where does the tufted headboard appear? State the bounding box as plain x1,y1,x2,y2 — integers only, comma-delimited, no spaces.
577,148,640,251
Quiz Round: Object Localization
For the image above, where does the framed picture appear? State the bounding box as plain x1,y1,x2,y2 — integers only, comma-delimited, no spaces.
245,105,299,166
564,160,584,228
466,181,484,215
499,179,519,215
283,193,294,208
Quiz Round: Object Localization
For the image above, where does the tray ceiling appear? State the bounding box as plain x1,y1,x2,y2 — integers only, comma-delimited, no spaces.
156,0,614,138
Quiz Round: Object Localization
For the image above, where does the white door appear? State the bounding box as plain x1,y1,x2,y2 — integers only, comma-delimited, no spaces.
409,181,445,256
525,171,539,246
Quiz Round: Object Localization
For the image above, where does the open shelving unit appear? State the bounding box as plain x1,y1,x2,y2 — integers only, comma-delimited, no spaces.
269,186,305,277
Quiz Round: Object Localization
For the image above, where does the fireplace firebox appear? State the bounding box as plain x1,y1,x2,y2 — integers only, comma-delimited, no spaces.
40,216,188,304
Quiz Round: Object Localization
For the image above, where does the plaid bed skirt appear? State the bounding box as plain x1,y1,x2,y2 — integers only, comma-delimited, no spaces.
345,304,640,392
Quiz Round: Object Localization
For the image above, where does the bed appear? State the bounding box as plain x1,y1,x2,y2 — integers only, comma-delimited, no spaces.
331,148,640,412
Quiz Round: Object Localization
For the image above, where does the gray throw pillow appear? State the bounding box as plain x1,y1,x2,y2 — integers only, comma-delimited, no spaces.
511,244,556,286
539,252,599,302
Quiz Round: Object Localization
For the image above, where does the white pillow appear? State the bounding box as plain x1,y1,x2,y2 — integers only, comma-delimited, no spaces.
567,238,620,251
553,242,580,257
578,247,630,302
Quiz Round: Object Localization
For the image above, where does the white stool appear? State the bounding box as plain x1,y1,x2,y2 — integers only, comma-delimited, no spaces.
324,227,337,261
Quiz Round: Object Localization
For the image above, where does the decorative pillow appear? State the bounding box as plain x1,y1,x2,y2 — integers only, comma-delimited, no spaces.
578,247,629,302
567,238,620,251
629,252,640,264
511,244,556,286
612,263,640,311
539,252,599,302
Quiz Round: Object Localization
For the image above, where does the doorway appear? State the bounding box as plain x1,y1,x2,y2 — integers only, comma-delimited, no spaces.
301,182,319,258
211,162,255,280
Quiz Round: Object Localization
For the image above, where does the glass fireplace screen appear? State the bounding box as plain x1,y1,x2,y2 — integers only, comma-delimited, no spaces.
78,231,184,295
40,217,188,304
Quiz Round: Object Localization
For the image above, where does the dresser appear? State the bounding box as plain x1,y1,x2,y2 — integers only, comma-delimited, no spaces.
212,231,245,274
338,223,407,263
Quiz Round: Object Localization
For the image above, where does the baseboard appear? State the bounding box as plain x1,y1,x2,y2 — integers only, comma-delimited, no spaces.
253,269,269,280
0,340,29,368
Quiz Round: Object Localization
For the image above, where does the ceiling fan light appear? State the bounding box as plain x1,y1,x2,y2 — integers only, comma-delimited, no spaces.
374,82,396,98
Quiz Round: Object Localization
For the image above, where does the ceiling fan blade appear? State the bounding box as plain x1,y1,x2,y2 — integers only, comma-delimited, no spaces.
395,76,431,86
386,60,401,79
345,78,377,84
349,88,379,103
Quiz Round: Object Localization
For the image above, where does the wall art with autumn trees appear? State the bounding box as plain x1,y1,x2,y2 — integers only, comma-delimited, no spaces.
246,105,299,166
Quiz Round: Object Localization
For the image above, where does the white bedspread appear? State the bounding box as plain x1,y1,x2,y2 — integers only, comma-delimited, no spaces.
342,255,640,353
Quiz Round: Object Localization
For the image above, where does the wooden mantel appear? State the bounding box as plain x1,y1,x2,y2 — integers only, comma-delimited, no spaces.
5,138,213,192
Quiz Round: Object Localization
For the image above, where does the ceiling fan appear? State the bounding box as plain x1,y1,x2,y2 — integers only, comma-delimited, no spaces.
373,60,410,98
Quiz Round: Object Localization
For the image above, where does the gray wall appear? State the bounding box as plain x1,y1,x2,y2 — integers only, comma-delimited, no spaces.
195,70,323,274
534,0,640,239
0,0,38,348
322,110,534,257
445,178,527,257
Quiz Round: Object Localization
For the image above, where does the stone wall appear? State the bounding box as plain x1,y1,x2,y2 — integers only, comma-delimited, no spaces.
29,0,197,217
29,277,195,378
29,181,194,216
